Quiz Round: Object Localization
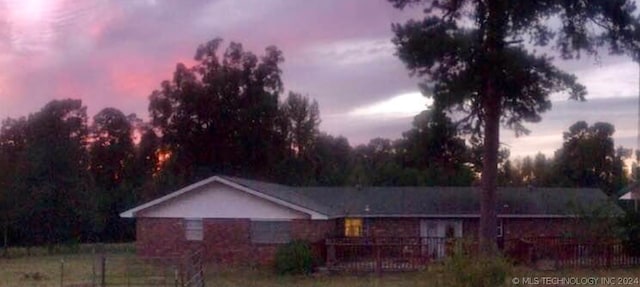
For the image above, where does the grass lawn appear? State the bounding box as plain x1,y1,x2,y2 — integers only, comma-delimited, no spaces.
206,266,640,287
2,252,640,287
0,253,134,287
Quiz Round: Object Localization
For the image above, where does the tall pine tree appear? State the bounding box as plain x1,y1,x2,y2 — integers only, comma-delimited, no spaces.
390,0,639,253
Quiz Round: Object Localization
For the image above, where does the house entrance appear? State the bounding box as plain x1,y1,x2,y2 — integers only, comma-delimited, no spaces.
419,219,462,259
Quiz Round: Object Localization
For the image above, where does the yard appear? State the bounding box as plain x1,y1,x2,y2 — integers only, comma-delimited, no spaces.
2,248,640,287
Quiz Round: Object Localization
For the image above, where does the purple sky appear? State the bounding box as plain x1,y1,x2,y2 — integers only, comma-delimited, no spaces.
0,0,638,160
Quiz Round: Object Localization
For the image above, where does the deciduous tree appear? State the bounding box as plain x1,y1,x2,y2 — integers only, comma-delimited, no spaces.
149,38,286,183
553,121,629,195
89,108,136,241
21,99,91,247
0,117,28,254
397,109,474,185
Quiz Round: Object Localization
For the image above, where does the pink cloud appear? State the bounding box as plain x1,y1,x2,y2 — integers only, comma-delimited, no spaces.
54,72,83,99
107,48,198,99
107,60,156,98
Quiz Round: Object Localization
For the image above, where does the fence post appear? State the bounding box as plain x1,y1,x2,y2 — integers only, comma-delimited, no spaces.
92,246,96,287
126,257,130,287
100,255,106,287
326,239,335,268
554,243,559,269
60,258,64,287
375,236,381,275
174,267,179,287
606,243,612,267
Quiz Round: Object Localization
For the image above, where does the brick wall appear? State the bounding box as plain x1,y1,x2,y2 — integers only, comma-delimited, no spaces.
369,218,420,237
136,217,185,258
137,218,338,266
202,219,252,264
503,218,588,239
291,219,336,242
460,218,582,240
136,216,592,266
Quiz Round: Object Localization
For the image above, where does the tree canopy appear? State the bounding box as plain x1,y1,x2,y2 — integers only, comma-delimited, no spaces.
553,121,629,195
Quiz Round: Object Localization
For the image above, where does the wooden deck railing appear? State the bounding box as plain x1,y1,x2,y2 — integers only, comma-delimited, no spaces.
325,237,452,272
325,236,640,272
504,237,640,268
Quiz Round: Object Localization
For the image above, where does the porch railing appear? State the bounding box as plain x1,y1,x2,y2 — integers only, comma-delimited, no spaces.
325,237,452,272
504,237,640,268
326,236,640,272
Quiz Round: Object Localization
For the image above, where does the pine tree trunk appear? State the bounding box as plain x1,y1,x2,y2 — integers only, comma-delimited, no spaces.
478,0,506,256
479,87,500,256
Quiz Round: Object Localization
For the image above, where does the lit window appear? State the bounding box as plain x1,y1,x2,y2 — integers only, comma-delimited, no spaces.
344,218,363,237
185,219,203,241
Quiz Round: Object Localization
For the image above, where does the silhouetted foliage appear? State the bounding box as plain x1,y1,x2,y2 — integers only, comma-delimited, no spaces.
398,110,475,185
0,117,28,253
89,108,137,241
618,210,640,257
20,99,91,247
553,121,629,195
351,110,476,186
149,39,285,185
274,92,321,185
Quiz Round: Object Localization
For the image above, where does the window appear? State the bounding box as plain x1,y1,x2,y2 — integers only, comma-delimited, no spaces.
251,221,291,244
185,219,203,241
344,218,363,237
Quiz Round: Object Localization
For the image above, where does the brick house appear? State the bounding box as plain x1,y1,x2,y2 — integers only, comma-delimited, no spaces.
120,175,621,265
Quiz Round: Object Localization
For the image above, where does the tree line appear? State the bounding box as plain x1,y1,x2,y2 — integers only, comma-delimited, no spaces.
0,38,632,249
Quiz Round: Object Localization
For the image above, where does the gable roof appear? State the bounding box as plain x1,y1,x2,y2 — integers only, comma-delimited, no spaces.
219,176,334,215
119,176,329,219
121,175,623,219
618,181,640,200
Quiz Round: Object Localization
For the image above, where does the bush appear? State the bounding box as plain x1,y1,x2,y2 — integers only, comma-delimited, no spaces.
618,210,640,257
274,240,314,275
441,242,512,287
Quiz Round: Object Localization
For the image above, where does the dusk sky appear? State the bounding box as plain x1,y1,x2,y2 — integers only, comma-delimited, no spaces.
0,0,639,159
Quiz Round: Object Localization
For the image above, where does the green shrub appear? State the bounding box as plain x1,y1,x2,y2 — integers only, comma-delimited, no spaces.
442,242,512,287
274,240,314,275
618,210,640,257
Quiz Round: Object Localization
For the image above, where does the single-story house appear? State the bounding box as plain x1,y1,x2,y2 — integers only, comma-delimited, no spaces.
120,175,622,265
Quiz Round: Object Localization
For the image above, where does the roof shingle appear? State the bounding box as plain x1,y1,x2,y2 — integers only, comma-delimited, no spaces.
223,177,622,218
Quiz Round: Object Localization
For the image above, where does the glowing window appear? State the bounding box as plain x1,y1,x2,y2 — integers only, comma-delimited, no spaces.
344,218,363,237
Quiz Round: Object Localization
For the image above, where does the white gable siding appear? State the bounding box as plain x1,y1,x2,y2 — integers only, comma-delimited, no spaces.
139,182,308,219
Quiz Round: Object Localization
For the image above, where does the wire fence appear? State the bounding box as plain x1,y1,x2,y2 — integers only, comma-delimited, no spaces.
0,244,205,287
